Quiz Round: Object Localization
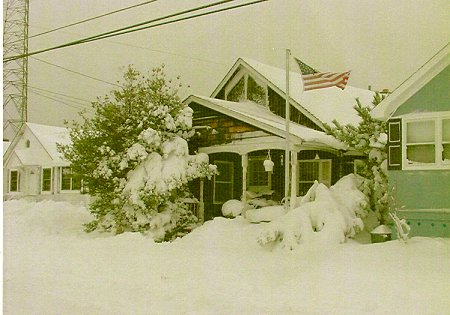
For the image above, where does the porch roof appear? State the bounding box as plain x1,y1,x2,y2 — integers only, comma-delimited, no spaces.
198,134,340,155
188,95,346,151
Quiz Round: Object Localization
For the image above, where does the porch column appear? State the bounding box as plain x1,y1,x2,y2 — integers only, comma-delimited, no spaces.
290,151,298,209
241,153,248,204
198,179,205,223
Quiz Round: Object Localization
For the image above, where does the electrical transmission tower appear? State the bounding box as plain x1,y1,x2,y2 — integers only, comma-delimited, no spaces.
3,0,29,142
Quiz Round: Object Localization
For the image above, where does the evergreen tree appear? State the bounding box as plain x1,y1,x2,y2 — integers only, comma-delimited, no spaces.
324,92,389,223
59,65,216,240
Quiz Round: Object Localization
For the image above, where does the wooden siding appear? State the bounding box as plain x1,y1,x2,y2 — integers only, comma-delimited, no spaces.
189,102,261,152
268,88,322,131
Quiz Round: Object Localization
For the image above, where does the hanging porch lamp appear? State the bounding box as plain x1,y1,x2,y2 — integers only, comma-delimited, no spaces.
263,150,274,172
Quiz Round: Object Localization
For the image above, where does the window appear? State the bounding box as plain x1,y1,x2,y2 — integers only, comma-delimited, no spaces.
60,167,81,191
298,160,331,195
213,161,233,204
225,71,267,105
9,169,20,192
404,115,450,169
41,168,52,192
248,156,270,191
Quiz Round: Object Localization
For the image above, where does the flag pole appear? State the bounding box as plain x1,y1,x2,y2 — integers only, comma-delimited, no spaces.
284,48,291,209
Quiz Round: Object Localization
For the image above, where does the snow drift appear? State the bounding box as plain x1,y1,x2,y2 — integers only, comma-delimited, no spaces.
257,174,368,249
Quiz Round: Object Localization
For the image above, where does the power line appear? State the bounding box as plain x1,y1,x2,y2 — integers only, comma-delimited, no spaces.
28,85,93,103
4,0,268,62
27,0,160,41
30,90,95,112
31,57,122,87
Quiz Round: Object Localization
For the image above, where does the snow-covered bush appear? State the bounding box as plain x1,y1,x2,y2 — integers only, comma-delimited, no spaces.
257,174,368,250
59,65,216,241
221,199,245,218
324,93,389,224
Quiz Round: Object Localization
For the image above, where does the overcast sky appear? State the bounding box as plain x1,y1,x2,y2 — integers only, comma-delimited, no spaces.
22,0,450,126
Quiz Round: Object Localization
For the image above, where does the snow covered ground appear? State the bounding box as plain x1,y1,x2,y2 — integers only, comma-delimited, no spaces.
3,199,450,315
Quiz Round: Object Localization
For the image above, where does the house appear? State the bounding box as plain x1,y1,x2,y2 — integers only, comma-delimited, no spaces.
185,57,374,220
371,43,450,237
3,122,88,204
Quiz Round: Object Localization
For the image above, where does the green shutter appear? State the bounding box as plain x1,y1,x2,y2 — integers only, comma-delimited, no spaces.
387,118,402,170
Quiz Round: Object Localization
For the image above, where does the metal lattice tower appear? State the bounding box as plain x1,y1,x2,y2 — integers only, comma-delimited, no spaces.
3,0,29,142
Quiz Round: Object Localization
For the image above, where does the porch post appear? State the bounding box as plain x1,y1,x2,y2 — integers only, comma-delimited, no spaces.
290,151,298,209
241,153,248,204
284,48,291,208
198,179,205,223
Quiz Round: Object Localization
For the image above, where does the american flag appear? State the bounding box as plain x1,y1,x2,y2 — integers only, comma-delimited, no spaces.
301,71,351,91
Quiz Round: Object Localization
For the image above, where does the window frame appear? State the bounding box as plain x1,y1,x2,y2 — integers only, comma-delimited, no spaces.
213,161,234,204
247,156,271,192
9,169,20,193
402,112,450,170
60,166,82,192
224,69,268,106
41,167,53,194
297,159,332,194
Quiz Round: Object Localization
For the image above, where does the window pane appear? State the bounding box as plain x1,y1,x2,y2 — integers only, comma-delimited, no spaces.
320,160,331,184
214,183,233,203
406,145,435,164
42,168,52,191
299,162,319,181
443,119,450,142
443,144,450,163
407,121,435,143
247,76,266,106
10,170,18,192
248,158,268,186
215,162,233,182
227,77,245,102
61,167,72,190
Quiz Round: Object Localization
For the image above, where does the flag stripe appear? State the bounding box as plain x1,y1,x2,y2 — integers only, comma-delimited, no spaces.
302,71,350,91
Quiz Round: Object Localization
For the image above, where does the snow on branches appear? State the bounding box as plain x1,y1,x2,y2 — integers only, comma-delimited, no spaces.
257,175,369,250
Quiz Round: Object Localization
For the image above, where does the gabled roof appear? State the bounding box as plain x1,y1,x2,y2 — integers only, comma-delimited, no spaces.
4,122,71,166
371,43,450,120
26,122,71,163
186,95,346,150
211,57,374,127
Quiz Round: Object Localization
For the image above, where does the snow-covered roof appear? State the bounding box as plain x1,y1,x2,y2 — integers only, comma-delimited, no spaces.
188,95,346,150
26,122,71,163
371,43,450,120
212,57,374,126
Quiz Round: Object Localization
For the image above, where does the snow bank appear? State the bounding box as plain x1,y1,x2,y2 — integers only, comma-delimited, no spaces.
221,199,245,218
258,174,368,249
3,200,450,315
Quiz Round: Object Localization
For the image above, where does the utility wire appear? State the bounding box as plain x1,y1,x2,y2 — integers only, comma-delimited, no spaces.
30,90,95,112
28,85,93,103
31,57,122,87
4,0,235,62
4,0,268,62
14,0,160,44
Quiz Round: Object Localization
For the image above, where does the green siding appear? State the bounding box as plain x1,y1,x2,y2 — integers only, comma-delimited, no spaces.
393,65,450,116
388,170,450,210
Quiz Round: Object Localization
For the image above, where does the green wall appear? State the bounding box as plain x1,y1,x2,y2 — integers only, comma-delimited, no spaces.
393,65,450,116
388,170,450,210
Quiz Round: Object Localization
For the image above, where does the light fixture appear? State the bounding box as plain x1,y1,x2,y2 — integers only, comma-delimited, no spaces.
264,150,274,172
315,153,320,160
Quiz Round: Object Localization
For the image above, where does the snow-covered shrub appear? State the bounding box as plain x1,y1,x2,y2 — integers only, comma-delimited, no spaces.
60,65,216,240
221,199,245,218
257,174,368,250
324,93,389,224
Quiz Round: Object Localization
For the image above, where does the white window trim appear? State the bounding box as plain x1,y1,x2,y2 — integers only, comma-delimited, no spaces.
8,169,20,193
41,167,53,194
224,69,268,106
59,166,81,193
298,159,332,188
213,161,234,204
402,112,450,170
